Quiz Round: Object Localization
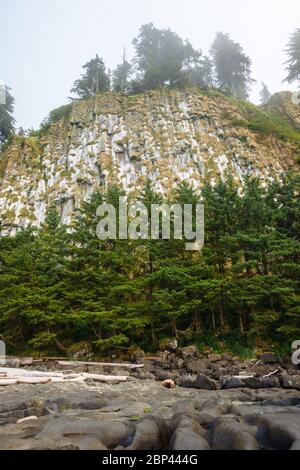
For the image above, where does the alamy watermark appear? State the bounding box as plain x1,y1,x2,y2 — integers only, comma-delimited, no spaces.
96,197,204,251
0,81,6,105
291,340,300,366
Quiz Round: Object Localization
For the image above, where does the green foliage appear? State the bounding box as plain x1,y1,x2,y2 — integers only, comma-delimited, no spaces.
28,331,57,350
0,177,299,356
95,334,130,351
194,333,256,359
71,55,110,99
284,28,300,86
0,86,15,144
246,108,300,147
225,96,300,152
112,55,132,93
210,32,255,99
259,82,272,105
132,23,210,91
45,104,72,125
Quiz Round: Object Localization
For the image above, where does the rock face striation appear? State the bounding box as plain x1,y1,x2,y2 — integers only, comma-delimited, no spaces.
0,89,299,230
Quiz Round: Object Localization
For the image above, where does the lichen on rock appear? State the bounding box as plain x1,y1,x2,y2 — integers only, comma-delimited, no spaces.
0,89,298,230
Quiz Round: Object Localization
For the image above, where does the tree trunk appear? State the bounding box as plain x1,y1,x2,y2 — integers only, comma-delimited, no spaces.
219,283,225,329
193,312,201,334
239,312,244,333
55,338,67,354
151,323,158,350
211,309,216,330
171,319,178,338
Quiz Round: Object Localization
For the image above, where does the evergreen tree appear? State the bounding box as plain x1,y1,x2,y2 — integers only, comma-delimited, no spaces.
284,29,300,86
112,51,132,93
260,82,272,105
210,32,255,99
188,56,214,88
0,177,298,355
0,86,15,144
71,55,110,99
132,23,200,90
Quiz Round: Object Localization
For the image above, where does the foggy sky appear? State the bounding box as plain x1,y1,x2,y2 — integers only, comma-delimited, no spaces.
1,0,299,129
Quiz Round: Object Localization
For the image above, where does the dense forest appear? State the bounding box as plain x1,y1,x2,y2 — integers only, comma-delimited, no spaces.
0,176,299,357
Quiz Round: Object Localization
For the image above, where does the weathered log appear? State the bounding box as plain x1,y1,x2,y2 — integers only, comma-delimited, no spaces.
0,379,18,386
17,377,52,385
0,367,129,385
17,416,38,424
57,361,143,369
0,368,64,378
263,369,279,378
81,373,128,382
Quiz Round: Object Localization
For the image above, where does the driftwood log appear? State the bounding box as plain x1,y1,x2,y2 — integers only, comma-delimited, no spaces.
0,367,129,386
57,361,144,369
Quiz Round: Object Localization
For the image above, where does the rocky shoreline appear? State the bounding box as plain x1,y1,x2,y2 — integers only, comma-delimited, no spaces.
0,348,300,451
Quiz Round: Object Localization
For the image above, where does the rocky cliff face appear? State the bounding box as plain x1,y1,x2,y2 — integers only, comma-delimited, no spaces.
0,89,298,230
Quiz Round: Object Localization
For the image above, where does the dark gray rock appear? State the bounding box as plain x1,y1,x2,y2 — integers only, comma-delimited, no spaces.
290,440,300,450
127,416,161,450
178,345,199,360
280,374,300,390
170,428,211,450
258,353,278,364
185,359,209,374
256,413,300,450
211,417,260,450
155,371,180,382
220,377,245,389
178,374,217,390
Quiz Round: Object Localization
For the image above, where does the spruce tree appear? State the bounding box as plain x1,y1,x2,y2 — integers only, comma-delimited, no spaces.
210,32,255,99
284,29,300,86
71,55,110,99
0,86,15,144
260,82,272,105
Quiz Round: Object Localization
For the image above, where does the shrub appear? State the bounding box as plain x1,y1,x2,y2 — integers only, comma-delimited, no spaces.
46,103,72,125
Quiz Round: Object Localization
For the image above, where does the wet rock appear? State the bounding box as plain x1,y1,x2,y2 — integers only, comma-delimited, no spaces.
208,354,222,363
261,377,280,388
220,377,245,389
128,416,161,450
280,374,300,390
211,417,260,450
132,371,156,381
170,428,211,450
256,413,300,450
156,371,180,382
185,359,209,374
178,374,217,390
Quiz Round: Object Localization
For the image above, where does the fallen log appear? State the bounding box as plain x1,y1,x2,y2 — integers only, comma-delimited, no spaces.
17,416,38,424
0,379,18,386
0,368,64,378
0,366,129,386
81,373,128,382
17,377,52,385
57,361,144,369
